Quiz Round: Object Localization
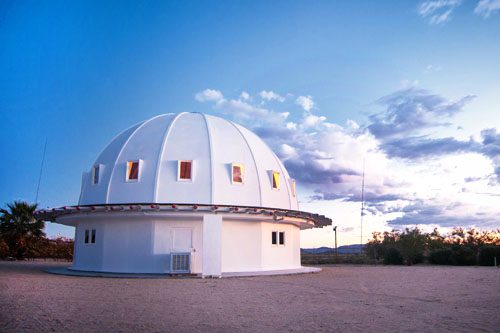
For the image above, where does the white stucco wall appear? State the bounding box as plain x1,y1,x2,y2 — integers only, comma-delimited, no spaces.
261,222,300,270
221,220,263,272
73,223,104,271
70,215,203,274
67,212,302,275
202,214,222,277
221,220,301,272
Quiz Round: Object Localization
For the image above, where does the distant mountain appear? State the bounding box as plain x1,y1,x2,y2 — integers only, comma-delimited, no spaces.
301,244,364,254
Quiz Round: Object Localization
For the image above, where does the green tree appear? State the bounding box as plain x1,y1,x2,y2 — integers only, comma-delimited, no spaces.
398,228,427,265
0,201,44,259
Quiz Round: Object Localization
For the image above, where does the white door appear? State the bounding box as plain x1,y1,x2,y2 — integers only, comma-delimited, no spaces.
171,228,192,252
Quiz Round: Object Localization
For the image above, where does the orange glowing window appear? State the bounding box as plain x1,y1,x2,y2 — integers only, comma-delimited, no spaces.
126,160,140,181
232,163,244,184
291,179,296,197
178,160,192,180
272,171,280,190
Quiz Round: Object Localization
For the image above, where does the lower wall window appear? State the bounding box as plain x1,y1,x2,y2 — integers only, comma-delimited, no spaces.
84,229,96,244
272,231,285,246
279,232,285,245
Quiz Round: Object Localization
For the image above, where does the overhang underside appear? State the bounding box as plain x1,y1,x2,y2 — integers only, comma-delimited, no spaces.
34,203,332,229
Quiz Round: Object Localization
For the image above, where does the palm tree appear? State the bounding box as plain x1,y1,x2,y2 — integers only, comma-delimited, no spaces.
0,201,44,259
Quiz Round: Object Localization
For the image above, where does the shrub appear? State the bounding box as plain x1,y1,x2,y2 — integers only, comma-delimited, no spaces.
478,246,500,266
383,247,403,265
0,238,9,259
450,245,476,266
429,248,453,265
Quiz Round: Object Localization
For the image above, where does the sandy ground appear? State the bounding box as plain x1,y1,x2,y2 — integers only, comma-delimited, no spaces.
1,261,499,332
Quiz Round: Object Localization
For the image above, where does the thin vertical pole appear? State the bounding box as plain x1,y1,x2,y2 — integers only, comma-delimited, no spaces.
35,138,47,203
335,227,338,257
360,158,365,250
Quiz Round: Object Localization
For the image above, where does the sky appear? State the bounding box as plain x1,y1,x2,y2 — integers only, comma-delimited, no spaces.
1,0,499,247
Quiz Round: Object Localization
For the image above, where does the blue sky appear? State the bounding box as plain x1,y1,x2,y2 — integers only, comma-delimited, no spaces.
1,0,499,245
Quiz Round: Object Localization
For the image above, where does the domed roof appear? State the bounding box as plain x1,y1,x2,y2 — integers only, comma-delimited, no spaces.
79,112,299,210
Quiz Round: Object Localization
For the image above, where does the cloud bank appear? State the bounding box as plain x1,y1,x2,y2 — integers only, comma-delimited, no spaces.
195,88,500,231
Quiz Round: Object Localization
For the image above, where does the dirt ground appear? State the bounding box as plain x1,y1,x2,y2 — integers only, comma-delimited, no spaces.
1,261,499,332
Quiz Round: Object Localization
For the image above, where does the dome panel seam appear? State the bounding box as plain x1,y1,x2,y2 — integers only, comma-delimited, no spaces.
153,113,187,202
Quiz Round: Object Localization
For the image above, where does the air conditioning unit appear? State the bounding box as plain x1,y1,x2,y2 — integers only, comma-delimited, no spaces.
170,253,191,274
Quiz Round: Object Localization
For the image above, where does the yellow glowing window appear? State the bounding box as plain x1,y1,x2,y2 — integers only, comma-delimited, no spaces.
178,160,192,180
291,179,296,197
272,171,280,190
126,160,140,181
232,163,244,184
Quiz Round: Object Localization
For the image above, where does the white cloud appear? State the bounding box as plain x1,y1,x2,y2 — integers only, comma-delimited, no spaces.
474,0,500,17
239,91,250,101
302,114,326,128
425,64,442,73
417,0,461,25
296,95,314,111
347,119,360,130
279,144,298,159
195,89,224,102
195,89,287,126
259,90,285,102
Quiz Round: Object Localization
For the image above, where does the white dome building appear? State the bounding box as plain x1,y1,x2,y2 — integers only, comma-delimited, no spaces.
37,113,331,277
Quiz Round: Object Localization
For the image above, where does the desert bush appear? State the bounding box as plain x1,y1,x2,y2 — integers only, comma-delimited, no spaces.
301,253,377,265
478,246,500,266
429,248,453,265
449,245,476,265
366,227,500,266
398,228,426,265
383,247,404,265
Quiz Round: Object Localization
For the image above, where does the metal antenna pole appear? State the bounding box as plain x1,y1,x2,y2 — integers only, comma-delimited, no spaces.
360,158,365,250
35,138,47,203
333,226,337,256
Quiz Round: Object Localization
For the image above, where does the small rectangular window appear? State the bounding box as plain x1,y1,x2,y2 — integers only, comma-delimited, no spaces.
271,231,277,245
92,165,100,185
178,160,192,180
291,179,296,197
272,171,280,190
232,163,244,184
91,229,96,244
84,229,89,244
279,232,285,245
127,161,140,181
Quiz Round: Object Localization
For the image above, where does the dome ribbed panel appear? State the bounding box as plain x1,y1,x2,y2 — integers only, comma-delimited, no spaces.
107,114,175,204
234,124,293,210
206,115,262,207
155,113,212,204
153,113,185,202
78,122,143,205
